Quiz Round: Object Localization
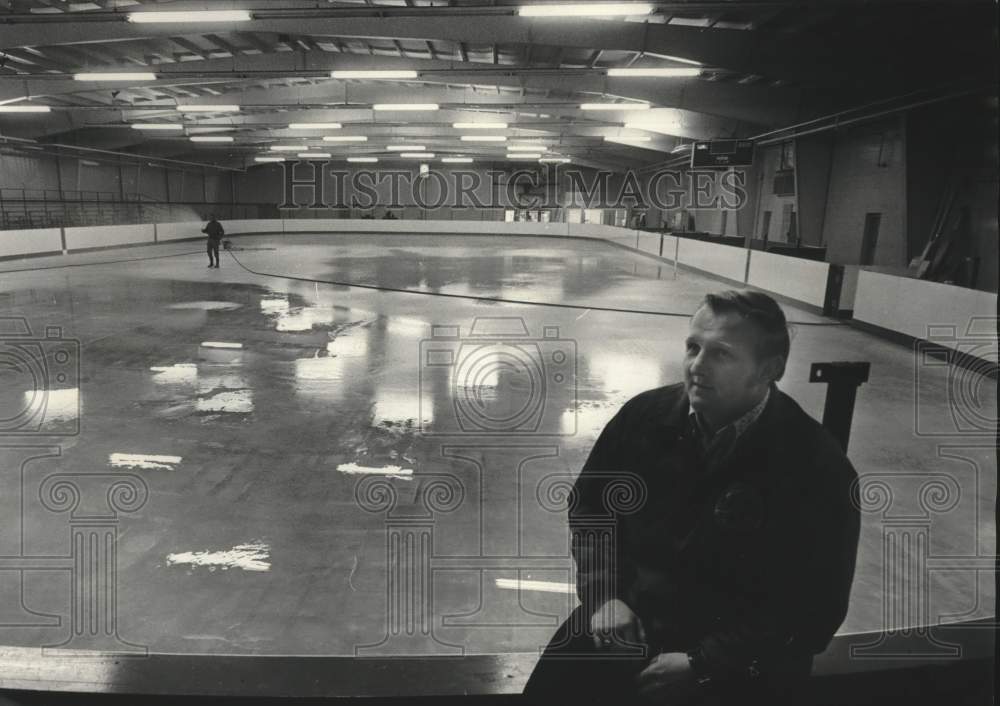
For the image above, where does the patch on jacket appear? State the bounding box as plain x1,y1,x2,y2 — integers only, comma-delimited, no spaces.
713,482,765,532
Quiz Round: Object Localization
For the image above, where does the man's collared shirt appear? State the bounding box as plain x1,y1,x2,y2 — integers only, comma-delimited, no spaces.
688,387,771,469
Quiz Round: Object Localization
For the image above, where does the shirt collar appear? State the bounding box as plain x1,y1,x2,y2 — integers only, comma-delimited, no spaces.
689,386,771,444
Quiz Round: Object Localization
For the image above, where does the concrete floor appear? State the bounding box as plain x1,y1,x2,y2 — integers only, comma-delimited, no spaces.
0,232,994,662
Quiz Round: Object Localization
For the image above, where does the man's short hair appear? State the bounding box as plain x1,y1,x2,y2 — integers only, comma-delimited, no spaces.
700,289,790,380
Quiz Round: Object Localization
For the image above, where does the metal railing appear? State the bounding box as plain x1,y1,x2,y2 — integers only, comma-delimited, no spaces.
0,188,276,229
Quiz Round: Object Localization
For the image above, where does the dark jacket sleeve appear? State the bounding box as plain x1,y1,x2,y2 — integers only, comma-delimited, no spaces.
569,405,639,616
694,442,861,677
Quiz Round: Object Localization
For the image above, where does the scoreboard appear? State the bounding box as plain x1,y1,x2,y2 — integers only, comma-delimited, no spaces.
690,139,754,168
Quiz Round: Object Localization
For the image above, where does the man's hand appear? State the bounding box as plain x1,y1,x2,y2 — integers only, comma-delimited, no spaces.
590,599,646,649
635,652,698,702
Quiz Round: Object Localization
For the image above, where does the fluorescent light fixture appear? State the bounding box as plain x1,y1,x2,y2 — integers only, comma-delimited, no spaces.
322,135,368,142
580,102,651,111
254,157,285,163
131,123,183,130
519,3,654,18
128,10,252,23
176,104,240,112
288,122,342,130
74,72,157,81
190,135,234,142
461,135,507,142
507,153,542,159
441,157,474,163
539,157,571,164
347,157,379,163
401,152,434,158
648,53,703,66
270,145,309,151
297,152,331,158
0,104,51,113
453,122,508,129
607,68,701,78
79,159,99,167
509,144,547,151
606,136,653,144
331,70,418,79
372,103,439,111
386,145,425,151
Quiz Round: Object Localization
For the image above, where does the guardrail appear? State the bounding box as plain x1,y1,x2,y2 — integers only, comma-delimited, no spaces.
0,197,274,229
0,619,992,700
1,219,995,362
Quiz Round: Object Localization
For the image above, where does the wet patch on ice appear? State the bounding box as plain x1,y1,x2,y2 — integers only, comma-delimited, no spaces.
196,387,253,414
150,363,198,384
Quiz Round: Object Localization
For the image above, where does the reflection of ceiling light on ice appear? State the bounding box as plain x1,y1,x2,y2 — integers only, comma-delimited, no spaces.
275,307,334,332
327,336,368,358
109,453,182,470
452,347,505,389
387,316,428,338
259,297,290,315
295,355,348,383
196,389,253,414
166,542,270,572
23,388,79,423
589,353,661,401
336,463,414,480
374,391,430,426
150,363,198,384
561,403,618,436
199,343,244,364
196,373,253,413
167,301,242,311
495,578,576,594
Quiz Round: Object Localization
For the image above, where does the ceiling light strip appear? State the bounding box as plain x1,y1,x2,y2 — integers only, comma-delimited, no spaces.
128,11,252,23
332,70,418,79
518,3,654,18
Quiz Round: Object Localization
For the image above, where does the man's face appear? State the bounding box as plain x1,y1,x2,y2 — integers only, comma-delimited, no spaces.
683,306,773,427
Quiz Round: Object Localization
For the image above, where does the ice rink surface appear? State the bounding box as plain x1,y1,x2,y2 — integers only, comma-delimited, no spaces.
0,232,994,658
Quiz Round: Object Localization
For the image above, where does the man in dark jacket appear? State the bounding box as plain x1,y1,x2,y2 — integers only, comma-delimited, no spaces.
524,290,860,705
202,214,224,268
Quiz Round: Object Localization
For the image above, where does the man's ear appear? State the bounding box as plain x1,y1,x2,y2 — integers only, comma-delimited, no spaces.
757,356,784,385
